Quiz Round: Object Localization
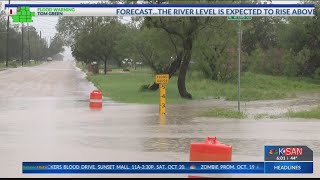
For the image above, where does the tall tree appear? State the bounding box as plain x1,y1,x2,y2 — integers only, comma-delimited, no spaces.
193,17,238,82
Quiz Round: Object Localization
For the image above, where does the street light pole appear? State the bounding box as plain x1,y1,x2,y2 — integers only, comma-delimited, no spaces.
6,0,11,68
237,20,241,112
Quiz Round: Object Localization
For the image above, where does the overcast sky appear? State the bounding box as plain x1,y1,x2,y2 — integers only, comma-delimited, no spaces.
0,0,301,60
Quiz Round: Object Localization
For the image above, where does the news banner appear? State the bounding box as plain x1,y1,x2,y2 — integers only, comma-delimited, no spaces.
23,146,313,174
3,3,317,18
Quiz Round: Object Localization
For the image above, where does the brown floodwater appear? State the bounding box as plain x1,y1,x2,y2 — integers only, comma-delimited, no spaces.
0,61,319,178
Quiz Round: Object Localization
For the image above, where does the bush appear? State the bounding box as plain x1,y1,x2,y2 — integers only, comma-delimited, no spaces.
9,61,17,68
139,84,150,92
244,47,286,76
314,67,320,80
283,48,309,77
195,49,237,82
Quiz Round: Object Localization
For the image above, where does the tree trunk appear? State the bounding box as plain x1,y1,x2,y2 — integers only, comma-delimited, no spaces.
147,52,183,91
117,59,122,68
178,38,193,99
148,83,159,91
168,51,183,78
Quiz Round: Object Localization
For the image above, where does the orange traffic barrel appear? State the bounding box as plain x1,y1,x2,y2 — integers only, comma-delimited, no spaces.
89,90,103,109
189,137,232,161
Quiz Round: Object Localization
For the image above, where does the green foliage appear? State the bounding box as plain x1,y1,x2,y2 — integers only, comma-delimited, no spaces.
188,71,320,101
48,35,65,56
288,106,320,119
193,18,238,82
86,69,320,104
243,47,285,75
139,84,151,92
57,0,320,100
242,17,281,55
314,68,320,80
131,27,177,73
199,108,246,119
87,71,187,104
8,61,17,68
278,7,320,77
70,18,125,69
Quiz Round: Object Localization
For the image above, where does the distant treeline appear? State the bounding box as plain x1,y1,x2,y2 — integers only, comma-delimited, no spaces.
0,11,64,64
55,0,320,99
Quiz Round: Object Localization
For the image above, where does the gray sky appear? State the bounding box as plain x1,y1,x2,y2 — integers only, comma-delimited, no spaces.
0,0,301,60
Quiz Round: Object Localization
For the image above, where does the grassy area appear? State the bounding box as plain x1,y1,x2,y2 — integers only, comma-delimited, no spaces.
187,71,320,101
84,66,320,104
88,70,188,104
23,60,41,67
0,60,41,68
199,108,246,119
287,106,320,119
253,113,269,119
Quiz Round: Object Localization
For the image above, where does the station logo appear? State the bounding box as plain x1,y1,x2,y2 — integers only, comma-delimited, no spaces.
268,147,304,156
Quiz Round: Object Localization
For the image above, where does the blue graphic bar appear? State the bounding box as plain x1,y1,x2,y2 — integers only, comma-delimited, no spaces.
265,162,313,174
22,162,313,174
5,4,315,8
23,162,263,174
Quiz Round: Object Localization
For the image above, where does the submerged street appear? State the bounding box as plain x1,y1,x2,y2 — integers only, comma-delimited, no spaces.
0,60,319,178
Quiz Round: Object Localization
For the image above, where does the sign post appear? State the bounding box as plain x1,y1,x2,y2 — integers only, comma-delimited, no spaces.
155,74,169,115
228,16,251,112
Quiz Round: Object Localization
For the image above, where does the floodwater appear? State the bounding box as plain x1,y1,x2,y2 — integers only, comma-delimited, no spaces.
0,60,319,178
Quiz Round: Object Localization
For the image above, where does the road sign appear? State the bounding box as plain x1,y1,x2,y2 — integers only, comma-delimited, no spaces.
155,74,169,84
228,16,252,20
159,84,166,115
155,74,169,115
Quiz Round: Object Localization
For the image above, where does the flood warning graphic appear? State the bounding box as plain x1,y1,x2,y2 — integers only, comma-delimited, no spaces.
10,6,35,22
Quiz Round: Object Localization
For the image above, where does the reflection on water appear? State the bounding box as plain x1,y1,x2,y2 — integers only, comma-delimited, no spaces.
159,115,167,126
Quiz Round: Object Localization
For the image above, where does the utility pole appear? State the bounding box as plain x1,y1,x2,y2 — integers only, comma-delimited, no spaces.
92,16,94,31
39,31,41,62
237,20,241,112
27,23,31,62
21,23,24,66
6,0,11,67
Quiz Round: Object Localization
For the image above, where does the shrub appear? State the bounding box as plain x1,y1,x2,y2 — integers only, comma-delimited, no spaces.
139,84,150,92
314,67,320,80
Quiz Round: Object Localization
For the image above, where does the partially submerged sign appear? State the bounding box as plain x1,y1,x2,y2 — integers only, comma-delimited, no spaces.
155,74,169,116
155,74,169,84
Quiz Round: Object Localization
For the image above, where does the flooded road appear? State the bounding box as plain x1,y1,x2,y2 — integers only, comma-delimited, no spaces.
0,60,319,178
